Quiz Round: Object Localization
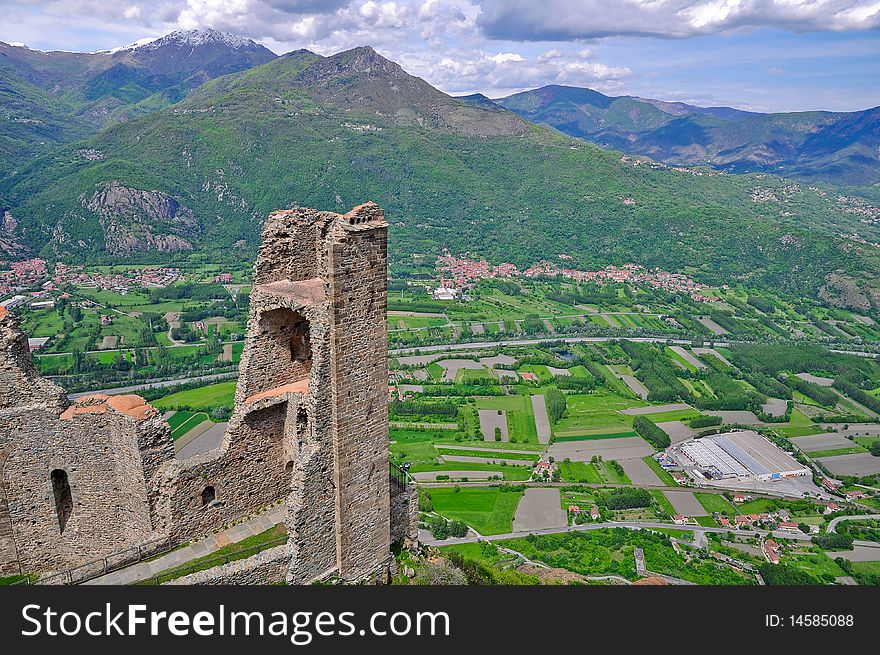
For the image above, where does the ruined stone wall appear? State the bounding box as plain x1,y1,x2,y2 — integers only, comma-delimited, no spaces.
0,307,67,412
0,203,397,583
161,401,292,543
166,544,292,585
241,308,312,397
253,215,321,285
0,449,18,576
328,206,391,580
1,402,165,573
0,309,172,575
390,482,419,544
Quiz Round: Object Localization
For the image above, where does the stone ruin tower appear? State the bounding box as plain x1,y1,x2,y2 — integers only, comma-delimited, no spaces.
237,201,392,583
0,202,415,584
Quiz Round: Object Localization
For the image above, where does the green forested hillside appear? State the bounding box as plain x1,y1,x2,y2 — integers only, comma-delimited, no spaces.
498,85,880,186
2,47,880,305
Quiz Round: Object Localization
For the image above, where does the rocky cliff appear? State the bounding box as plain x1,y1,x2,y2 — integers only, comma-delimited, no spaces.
84,182,200,255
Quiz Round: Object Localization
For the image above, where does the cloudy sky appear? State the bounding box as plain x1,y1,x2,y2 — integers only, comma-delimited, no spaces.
1,0,878,112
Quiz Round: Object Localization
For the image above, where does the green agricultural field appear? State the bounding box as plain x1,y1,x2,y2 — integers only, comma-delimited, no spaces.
391,440,445,467
782,549,848,581
474,395,538,443
557,461,603,483
435,447,538,462
643,408,702,423
806,447,867,458
553,390,644,438
456,367,496,383
650,490,677,516
169,412,209,440
560,489,598,510
854,435,880,449
428,486,524,535
773,409,822,438
595,461,630,484
426,362,444,381
852,561,880,577
665,347,698,372
23,309,65,337
151,381,237,411
167,410,195,431
644,457,677,486
695,493,737,516
518,364,554,383
553,429,638,442
735,498,779,514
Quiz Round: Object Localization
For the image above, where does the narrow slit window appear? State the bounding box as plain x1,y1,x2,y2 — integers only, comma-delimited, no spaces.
50,469,72,534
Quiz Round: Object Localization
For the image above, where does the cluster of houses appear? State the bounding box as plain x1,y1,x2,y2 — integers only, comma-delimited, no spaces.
434,250,520,292
2,260,185,307
821,478,872,503
432,250,720,303
0,258,47,295
51,263,183,292
532,459,557,482
568,505,601,522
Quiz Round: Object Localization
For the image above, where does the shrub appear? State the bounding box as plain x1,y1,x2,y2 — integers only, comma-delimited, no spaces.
811,533,854,550
689,415,723,429
632,415,671,449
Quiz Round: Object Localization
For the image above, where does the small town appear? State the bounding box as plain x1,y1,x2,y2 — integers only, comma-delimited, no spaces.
434,250,717,300
0,258,184,299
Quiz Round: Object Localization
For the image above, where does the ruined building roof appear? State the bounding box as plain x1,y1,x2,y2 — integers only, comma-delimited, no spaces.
245,379,310,405
60,393,158,421
256,277,325,307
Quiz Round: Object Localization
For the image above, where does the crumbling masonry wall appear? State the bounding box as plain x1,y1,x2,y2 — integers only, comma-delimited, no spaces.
0,202,405,583
390,481,419,544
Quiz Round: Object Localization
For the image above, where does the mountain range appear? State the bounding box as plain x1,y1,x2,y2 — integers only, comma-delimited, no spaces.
0,29,275,172
0,30,879,309
494,85,880,186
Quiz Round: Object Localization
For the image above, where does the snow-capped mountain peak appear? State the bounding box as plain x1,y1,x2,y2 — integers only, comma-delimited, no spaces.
131,28,262,53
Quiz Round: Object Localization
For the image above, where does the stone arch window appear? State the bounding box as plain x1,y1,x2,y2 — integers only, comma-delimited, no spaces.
50,469,73,534
285,461,294,475
201,486,216,506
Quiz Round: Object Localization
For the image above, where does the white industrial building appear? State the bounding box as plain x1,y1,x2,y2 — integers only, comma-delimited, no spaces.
675,430,810,482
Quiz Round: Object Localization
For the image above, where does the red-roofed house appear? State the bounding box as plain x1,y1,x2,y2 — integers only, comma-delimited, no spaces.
763,539,781,565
